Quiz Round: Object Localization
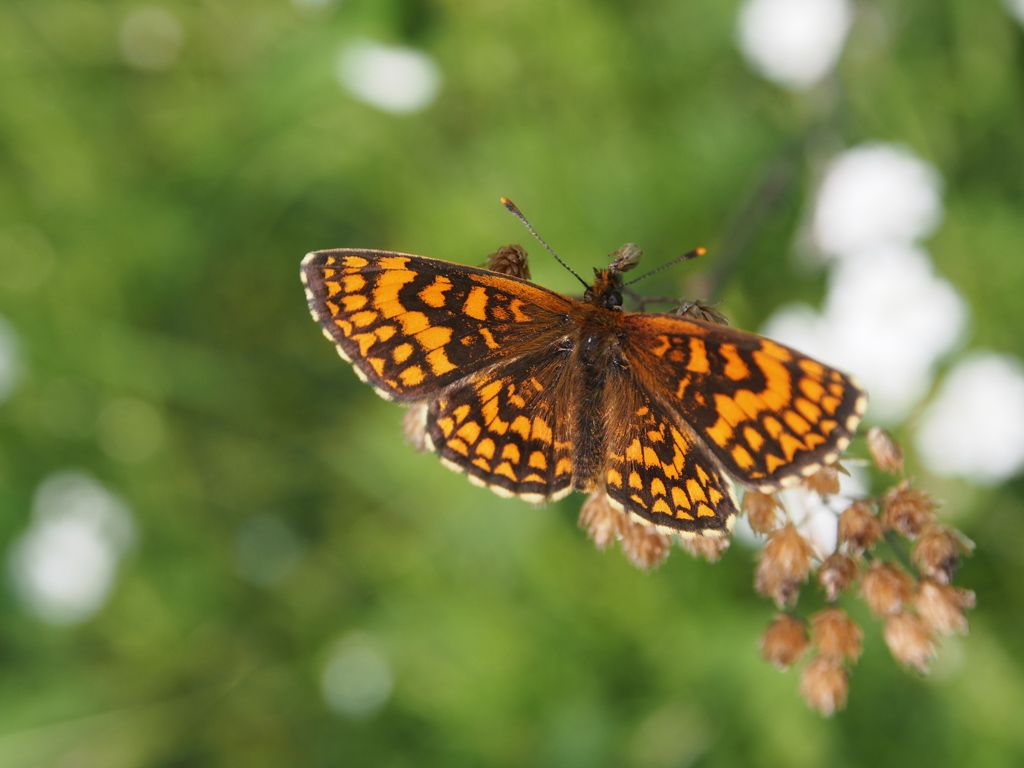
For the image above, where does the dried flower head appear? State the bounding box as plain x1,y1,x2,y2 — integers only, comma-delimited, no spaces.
800,656,849,717
838,501,883,555
755,524,814,608
761,614,809,670
881,482,936,539
818,552,858,602
567,367,973,717
913,526,969,585
916,580,975,636
679,534,730,562
674,300,730,326
804,464,841,496
861,562,914,617
810,608,863,663
620,517,672,570
402,403,428,452
485,243,531,279
867,426,904,473
579,490,626,551
884,612,936,672
609,242,643,273
743,490,780,534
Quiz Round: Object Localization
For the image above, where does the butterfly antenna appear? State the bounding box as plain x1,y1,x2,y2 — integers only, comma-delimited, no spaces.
624,246,706,286
500,197,589,288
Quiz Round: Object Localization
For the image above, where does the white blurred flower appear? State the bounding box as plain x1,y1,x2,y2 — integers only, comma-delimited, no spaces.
1005,0,1024,26
736,0,853,90
813,144,943,258
916,352,1024,484
779,466,866,556
119,6,184,72
321,632,393,719
763,244,967,423
8,472,135,625
336,41,440,115
0,315,20,403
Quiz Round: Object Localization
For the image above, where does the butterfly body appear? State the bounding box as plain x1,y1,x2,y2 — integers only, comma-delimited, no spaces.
302,247,866,537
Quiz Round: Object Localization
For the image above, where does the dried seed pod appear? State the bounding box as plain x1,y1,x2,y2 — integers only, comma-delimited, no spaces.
800,656,849,717
912,526,967,585
578,491,626,551
679,533,730,562
608,243,642,273
838,501,883,554
743,490,780,534
867,426,904,473
620,516,672,570
810,608,863,663
485,243,531,279
674,300,730,326
755,524,814,608
916,579,975,636
402,403,429,451
818,552,858,602
804,464,841,496
884,612,935,672
761,614,809,670
881,482,936,539
861,562,915,617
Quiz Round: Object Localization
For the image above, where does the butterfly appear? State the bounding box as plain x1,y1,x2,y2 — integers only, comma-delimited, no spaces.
300,200,867,538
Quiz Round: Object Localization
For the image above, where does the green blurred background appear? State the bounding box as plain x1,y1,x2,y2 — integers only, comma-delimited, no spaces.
2,1,1024,765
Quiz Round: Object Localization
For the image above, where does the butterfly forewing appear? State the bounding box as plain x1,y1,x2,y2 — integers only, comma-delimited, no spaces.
301,249,572,401
623,313,867,492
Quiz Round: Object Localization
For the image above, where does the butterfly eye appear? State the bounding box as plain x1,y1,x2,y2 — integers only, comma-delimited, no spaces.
607,290,623,309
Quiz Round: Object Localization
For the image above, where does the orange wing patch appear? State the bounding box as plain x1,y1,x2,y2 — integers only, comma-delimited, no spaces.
625,314,867,492
301,249,572,401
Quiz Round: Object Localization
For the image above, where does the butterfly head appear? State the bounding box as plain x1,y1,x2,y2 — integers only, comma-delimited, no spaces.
584,268,624,309
583,243,641,309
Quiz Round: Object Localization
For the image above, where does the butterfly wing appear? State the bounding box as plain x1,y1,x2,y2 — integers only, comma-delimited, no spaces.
423,348,577,503
602,380,738,535
622,313,867,492
301,249,573,401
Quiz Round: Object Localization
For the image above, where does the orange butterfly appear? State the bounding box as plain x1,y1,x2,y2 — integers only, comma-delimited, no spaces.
301,201,866,537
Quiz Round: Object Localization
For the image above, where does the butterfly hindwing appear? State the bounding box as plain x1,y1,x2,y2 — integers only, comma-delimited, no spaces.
623,314,867,491
301,249,573,401
425,349,576,503
603,382,737,535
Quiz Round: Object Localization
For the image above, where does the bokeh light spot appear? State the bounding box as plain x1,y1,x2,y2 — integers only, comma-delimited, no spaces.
813,143,943,258
321,632,394,719
737,0,852,90
119,6,184,72
916,352,1024,484
336,41,441,115
8,473,136,625
0,315,20,404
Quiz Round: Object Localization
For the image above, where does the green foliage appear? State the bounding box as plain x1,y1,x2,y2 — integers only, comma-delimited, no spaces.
1,1,1023,765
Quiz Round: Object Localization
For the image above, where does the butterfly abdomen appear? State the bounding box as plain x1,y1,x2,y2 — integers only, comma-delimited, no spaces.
570,313,625,489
